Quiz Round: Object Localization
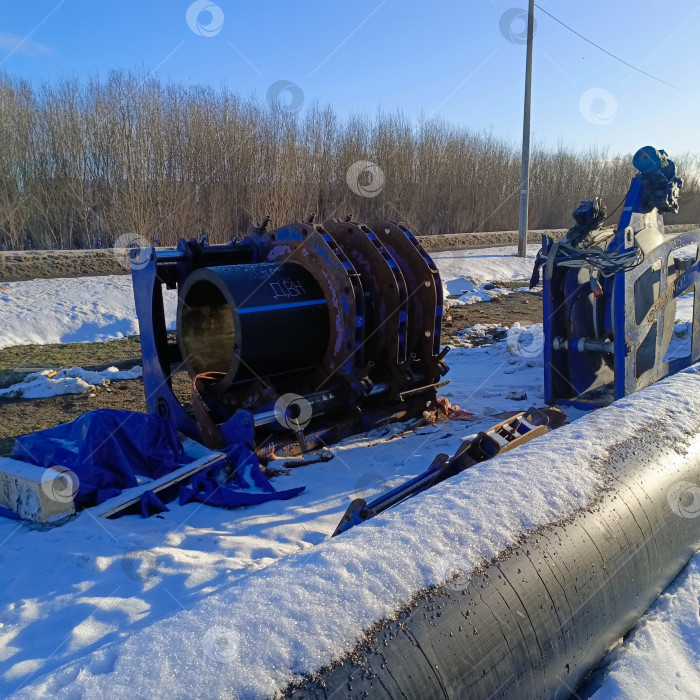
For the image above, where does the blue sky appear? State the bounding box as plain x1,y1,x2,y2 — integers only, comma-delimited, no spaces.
1,0,700,155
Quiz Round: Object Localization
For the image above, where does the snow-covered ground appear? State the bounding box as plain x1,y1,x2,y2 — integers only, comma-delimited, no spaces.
589,556,700,700
432,246,537,289
0,244,697,698
0,246,537,350
0,277,177,349
0,326,553,696
6,369,700,700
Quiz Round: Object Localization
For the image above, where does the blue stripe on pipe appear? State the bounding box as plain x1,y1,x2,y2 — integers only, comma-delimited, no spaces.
238,299,327,314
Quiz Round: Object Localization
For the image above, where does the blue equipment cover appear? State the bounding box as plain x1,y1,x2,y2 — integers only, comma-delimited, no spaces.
178,443,305,509
12,410,188,508
11,409,306,516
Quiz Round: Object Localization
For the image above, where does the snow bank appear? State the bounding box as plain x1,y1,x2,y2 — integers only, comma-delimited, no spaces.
15,367,700,700
0,366,142,399
590,552,700,700
0,276,176,349
433,245,537,292
0,246,529,349
436,245,538,305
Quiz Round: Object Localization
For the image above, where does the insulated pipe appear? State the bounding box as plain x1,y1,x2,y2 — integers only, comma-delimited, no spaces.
286,407,700,698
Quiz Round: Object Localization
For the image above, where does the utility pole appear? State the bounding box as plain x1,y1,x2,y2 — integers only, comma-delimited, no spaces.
517,0,535,258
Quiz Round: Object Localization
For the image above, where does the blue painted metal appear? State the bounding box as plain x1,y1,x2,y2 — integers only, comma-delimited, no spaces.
130,248,199,436
543,148,700,407
542,234,554,404
611,180,642,400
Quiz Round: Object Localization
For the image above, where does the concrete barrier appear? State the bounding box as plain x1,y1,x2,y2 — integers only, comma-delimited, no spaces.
0,458,75,522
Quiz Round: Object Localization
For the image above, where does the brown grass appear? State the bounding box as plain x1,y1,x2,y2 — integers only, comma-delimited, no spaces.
1,70,698,250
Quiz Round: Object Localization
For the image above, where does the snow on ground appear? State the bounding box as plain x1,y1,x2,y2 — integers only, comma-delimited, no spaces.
0,366,142,399
664,292,695,362
436,246,537,305
0,243,698,697
0,246,536,349
0,325,549,696
442,322,546,415
9,368,700,700
432,245,537,291
443,278,512,305
589,552,700,700
0,276,176,349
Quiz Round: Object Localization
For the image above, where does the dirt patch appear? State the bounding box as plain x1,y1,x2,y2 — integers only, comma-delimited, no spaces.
0,370,192,457
0,336,146,391
0,249,129,282
0,334,194,456
0,381,146,456
419,229,566,252
441,289,542,345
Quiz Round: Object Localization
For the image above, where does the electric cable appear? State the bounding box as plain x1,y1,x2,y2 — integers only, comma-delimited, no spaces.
534,4,686,92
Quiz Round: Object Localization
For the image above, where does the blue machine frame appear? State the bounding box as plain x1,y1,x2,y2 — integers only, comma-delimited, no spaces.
543,168,700,408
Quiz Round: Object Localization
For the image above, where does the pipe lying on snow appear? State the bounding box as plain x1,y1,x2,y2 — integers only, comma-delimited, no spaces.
16,371,700,700
286,396,700,698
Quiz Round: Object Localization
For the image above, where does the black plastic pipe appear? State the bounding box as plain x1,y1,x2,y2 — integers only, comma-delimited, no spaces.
177,262,330,389
286,425,700,699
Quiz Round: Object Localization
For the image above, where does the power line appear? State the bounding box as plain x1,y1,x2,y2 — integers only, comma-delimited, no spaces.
534,3,686,92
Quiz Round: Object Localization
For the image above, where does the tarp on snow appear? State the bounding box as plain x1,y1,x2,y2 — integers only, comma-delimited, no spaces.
11,409,306,516
179,441,305,509
12,410,188,508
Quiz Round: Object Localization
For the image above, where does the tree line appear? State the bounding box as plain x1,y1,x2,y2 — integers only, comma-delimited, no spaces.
0,70,697,250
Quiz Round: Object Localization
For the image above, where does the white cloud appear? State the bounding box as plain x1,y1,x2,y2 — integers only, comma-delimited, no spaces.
0,32,54,58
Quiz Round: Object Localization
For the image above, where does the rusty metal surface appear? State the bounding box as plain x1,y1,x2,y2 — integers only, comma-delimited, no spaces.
132,219,448,450
324,218,406,367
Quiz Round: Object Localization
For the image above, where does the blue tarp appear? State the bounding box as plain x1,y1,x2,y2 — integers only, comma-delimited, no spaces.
179,411,305,509
13,410,188,509
179,443,305,509
12,409,305,516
